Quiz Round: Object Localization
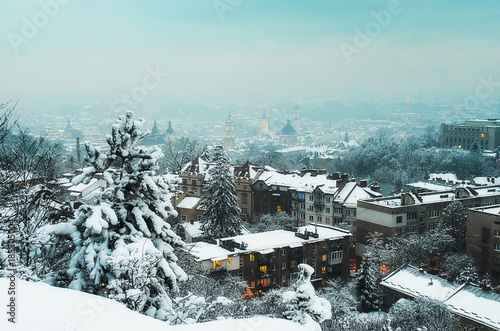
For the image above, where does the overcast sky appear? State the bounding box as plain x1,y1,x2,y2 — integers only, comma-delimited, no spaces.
1,0,499,102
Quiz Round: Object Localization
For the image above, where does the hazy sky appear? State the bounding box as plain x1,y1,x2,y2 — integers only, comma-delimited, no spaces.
1,0,499,102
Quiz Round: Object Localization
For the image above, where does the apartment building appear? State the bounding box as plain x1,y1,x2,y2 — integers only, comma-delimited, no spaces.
356,185,500,258
439,119,500,150
188,225,351,292
467,205,500,285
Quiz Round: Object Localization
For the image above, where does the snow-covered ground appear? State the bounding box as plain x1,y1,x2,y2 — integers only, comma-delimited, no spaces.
0,278,307,331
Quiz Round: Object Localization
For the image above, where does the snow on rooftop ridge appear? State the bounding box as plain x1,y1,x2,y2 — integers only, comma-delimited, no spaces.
380,265,460,302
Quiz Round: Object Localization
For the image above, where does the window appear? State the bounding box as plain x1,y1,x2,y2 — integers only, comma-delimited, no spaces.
250,268,254,275
213,260,221,270
330,251,343,260
494,230,500,238
394,228,402,236
309,215,314,221
322,267,326,273
250,281,255,288
241,208,247,215
272,264,276,271
396,216,403,223
407,212,417,220
227,258,232,265
290,260,297,267
429,222,438,230
326,217,331,224
406,226,417,234
277,205,281,212
243,185,247,190
309,195,314,201
242,194,248,204
182,179,187,185
282,274,287,282
192,180,197,186
302,258,307,264
494,244,500,252
238,270,243,277
322,254,327,261
239,256,244,267
326,207,331,213
493,257,500,265
429,210,440,218
250,254,255,261
281,262,287,269
260,265,267,273
318,216,322,223
326,197,331,203
181,215,187,222
281,248,286,255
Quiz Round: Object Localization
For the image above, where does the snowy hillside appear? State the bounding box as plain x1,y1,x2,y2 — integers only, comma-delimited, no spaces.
0,278,307,331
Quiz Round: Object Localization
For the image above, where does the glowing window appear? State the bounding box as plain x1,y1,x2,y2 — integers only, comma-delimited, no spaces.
250,254,255,261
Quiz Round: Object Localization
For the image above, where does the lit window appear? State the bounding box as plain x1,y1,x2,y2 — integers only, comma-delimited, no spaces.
322,267,326,273
260,265,267,273
277,205,281,212
213,260,221,270
227,258,232,265
250,254,255,261
322,254,327,261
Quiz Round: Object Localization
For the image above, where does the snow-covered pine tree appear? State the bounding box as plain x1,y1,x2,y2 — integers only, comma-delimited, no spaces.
357,248,381,312
441,200,467,252
200,145,242,239
38,112,187,319
282,264,332,331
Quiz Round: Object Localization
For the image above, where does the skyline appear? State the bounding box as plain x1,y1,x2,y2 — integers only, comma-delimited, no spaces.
1,0,500,104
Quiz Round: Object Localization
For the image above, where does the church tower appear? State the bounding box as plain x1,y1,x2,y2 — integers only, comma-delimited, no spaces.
259,110,268,135
166,119,175,141
224,113,235,149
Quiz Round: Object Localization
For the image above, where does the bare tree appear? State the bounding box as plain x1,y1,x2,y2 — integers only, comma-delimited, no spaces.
160,137,201,173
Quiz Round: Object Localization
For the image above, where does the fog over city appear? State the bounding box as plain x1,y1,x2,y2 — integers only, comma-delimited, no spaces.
1,1,500,331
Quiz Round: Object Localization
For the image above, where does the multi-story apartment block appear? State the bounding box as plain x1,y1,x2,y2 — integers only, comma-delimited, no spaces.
467,205,500,285
188,225,351,292
439,119,500,150
356,185,500,258
178,158,261,220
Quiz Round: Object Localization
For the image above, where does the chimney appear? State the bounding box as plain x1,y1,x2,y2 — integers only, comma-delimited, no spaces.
331,172,340,180
360,180,367,188
341,174,348,182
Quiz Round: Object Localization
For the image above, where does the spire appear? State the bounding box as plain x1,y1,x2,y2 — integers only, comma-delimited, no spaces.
166,119,174,135
151,119,159,135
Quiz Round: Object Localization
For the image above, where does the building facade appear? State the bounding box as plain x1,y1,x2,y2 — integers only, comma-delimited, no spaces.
467,205,500,285
356,186,500,258
439,119,500,150
189,225,351,293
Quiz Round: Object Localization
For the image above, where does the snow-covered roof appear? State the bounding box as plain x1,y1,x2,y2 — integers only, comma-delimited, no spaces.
189,225,350,262
471,176,500,186
67,178,99,193
380,265,459,302
429,172,459,184
381,266,500,330
255,170,340,194
182,221,204,239
444,284,500,330
406,181,454,192
469,204,500,216
334,182,381,207
366,185,500,208
177,197,201,210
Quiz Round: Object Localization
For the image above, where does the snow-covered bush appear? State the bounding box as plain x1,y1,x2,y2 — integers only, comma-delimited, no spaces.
283,264,331,330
